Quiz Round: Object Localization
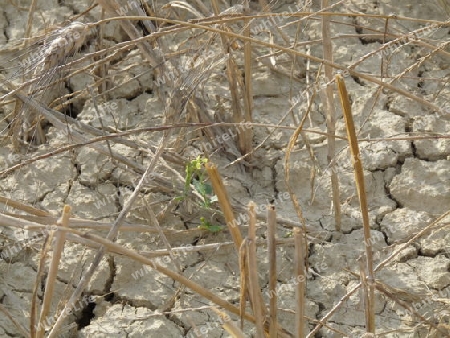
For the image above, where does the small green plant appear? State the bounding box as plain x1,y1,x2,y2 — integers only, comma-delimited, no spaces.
177,156,222,232
179,156,218,208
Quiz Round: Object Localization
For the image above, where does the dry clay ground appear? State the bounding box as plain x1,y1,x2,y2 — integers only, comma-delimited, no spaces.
0,0,449,337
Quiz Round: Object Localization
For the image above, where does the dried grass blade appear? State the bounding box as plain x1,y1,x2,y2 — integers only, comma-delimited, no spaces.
246,202,266,337
242,9,254,157
321,0,341,231
166,1,204,18
239,238,248,330
267,205,278,338
294,227,306,337
358,256,371,335
335,73,375,333
205,162,243,249
211,307,246,338
209,2,246,153
283,100,309,263
36,205,71,338
30,230,53,338
0,196,50,217
226,56,245,149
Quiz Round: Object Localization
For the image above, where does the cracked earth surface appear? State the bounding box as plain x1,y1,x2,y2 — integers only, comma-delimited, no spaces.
0,0,449,337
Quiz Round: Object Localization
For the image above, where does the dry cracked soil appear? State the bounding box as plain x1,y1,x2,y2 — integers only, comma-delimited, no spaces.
0,0,449,337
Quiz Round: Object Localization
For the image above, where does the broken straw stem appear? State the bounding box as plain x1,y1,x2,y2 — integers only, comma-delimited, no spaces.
335,73,375,333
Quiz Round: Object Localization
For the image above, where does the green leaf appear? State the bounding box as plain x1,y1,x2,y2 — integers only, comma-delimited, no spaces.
193,179,206,195
198,217,223,233
202,183,214,196
198,224,223,233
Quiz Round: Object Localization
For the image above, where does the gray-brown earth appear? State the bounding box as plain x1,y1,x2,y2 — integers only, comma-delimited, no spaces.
0,0,449,337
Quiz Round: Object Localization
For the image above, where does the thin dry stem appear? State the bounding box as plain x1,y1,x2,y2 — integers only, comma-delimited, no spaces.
30,231,53,337
0,196,50,217
294,227,306,338
246,202,266,337
359,256,371,335
336,74,375,333
267,205,278,338
321,0,341,231
239,238,248,330
242,7,254,158
205,162,243,249
36,205,71,338
211,307,246,338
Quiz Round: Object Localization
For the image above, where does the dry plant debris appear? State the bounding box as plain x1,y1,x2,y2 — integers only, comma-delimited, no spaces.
0,0,449,337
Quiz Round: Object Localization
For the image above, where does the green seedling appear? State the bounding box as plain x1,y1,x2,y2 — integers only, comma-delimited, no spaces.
179,157,221,233
179,156,218,208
